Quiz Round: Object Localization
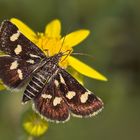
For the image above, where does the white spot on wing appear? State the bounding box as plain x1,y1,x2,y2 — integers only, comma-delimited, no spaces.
26,59,35,64
17,69,23,79
54,80,59,87
10,61,18,70
14,44,22,55
80,92,90,103
41,94,52,99
54,69,59,75
53,97,62,106
30,54,40,58
10,30,20,41
66,91,76,99
86,90,92,95
59,74,66,84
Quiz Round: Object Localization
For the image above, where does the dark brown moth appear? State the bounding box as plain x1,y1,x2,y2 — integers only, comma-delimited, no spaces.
0,20,103,123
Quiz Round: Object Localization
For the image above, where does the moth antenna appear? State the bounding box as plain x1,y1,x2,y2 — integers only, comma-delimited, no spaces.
60,50,72,63
58,27,72,53
71,52,94,59
58,35,66,53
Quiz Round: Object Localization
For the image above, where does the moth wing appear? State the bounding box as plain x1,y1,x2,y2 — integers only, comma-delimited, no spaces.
58,69,104,118
0,20,46,62
33,75,70,123
0,56,38,88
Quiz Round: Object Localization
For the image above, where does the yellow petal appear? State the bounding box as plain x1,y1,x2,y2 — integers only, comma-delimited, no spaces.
0,80,6,91
68,56,108,81
45,19,61,38
61,30,90,48
10,18,37,42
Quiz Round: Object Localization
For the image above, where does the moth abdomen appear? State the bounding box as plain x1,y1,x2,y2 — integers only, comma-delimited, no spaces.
22,64,59,103
22,71,46,103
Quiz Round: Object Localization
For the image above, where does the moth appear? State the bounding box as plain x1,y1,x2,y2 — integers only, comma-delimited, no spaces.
0,20,103,123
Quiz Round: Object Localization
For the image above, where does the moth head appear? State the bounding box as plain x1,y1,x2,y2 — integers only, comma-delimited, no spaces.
51,50,72,65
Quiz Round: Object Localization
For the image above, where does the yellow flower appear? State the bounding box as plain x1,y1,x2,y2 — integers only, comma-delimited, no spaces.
23,111,48,137
10,18,107,81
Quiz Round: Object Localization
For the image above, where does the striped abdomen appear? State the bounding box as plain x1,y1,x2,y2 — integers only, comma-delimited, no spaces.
22,71,51,103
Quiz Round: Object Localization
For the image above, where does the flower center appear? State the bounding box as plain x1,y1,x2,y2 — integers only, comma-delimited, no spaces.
35,33,73,68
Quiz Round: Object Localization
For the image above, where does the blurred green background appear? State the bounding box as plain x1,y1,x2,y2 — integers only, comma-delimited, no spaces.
0,0,140,140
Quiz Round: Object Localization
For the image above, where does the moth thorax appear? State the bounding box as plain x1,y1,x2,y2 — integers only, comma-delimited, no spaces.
49,53,63,65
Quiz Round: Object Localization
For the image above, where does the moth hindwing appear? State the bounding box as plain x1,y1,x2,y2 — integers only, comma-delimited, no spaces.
0,20,104,123
33,67,104,123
